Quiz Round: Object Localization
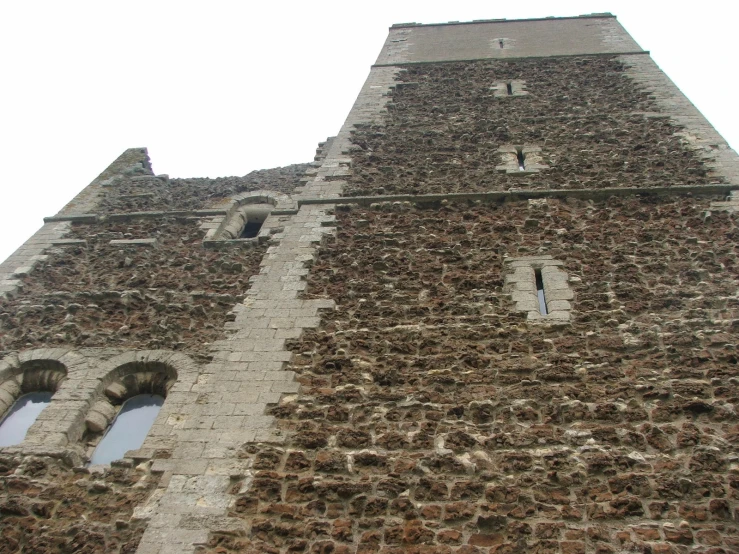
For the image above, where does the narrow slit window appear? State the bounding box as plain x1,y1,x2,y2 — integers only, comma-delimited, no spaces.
499,39,504,49
516,147,526,171
535,269,548,315
89,394,163,465
0,392,52,447
506,82,513,95
239,221,263,238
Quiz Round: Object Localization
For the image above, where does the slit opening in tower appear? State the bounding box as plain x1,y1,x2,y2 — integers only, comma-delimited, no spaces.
506,82,513,95
239,221,263,238
535,268,548,315
499,39,504,49
516,147,526,171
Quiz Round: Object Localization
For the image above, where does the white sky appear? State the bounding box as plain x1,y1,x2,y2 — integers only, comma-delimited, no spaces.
1,1,737,264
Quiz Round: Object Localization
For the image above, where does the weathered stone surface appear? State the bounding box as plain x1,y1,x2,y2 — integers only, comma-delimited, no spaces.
345,57,721,197
0,218,267,360
98,164,310,214
0,455,160,553
199,196,739,552
4,15,739,554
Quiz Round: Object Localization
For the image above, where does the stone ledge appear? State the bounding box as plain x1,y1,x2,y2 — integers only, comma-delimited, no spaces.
299,184,737,206
390,14,618,30
43,214,98,223
0,445,84,466
202,238,266,249
193,209,229,216
107,211,199,221
109,238,158,247
51,239,87,246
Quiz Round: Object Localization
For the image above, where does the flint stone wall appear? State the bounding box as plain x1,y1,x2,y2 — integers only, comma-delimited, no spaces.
200,196,739,553
345,57,723,197
98,164,310,214
4,14,739,554
0,455,160,554
0,218,268,361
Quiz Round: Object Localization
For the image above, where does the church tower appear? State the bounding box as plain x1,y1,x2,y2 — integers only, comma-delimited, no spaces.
1,14,738,553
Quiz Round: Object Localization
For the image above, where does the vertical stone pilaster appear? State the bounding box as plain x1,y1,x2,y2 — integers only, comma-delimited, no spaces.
135,62,399,554
0,221,69,298
709,190,739,212
297,66,399,200
0,148,154,299
134,204,336,553
621,54,739,186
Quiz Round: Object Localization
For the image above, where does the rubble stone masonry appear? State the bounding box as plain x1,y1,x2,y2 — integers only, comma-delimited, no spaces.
2,13,739,554
202,197,739,553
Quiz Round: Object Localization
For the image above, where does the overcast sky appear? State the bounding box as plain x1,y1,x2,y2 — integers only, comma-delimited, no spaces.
1,1,736,264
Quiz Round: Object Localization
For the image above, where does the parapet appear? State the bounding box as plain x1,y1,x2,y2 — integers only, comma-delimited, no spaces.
378,14,643,65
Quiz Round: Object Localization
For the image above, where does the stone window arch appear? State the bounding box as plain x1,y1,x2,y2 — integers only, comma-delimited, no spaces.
0,359,67,447
200,190,298,245
85,359,177,465
222,202,274,239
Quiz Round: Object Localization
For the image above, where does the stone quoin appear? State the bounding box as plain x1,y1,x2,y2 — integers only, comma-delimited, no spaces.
1,13,739,554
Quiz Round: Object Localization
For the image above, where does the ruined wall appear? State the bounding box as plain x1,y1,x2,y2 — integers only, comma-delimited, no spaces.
0,146,311,552
0,218,267,361
201,196,739,553
98,163,310,214
345,57,720,197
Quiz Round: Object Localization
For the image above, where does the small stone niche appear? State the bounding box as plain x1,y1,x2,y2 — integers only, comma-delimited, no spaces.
232,204,273,239
496,145,549,175
491,80,529,98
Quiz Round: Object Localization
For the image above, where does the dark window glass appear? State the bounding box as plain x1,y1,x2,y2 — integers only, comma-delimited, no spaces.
89,394,163,465
0,392,52,447
535,269,548,315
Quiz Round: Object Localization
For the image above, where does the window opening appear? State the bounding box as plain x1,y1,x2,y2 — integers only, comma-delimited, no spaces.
0,392,52,447
89,394,163,465
498,39,504,49
516,147,526,171
535,269,548,315
506,82,513,95
239,221,263,238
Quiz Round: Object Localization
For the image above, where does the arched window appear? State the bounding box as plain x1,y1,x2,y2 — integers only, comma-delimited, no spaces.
224,203,274,240
89,394,163,465
0,392,53,447
0,359,66,447
85,360,176,465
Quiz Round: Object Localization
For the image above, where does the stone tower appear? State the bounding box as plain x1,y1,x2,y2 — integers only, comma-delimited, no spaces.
1,13,739,554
